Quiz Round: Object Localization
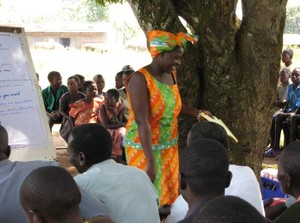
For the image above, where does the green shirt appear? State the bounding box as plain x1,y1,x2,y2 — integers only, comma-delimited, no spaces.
42,85,68,112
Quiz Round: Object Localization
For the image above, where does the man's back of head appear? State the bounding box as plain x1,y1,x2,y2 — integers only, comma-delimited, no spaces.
0,125,10,159
194,195,272,223
278,141,300,198
187,122,228,148
180,138,230,198
19,166,82,223
68,123,112,173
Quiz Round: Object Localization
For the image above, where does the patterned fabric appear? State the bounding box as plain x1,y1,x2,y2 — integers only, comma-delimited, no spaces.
124,67,182,205
69,98,103,126
98,103,126,156
148,30,198,58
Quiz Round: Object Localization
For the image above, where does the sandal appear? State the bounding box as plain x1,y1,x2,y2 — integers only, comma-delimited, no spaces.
264,148,277,157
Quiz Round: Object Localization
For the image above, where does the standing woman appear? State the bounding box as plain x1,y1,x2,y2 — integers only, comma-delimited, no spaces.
124,30,212,205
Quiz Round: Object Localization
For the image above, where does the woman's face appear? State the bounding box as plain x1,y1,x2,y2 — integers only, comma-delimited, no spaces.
67,78,78,93
104,93,117,108
160,47,184,73
85,83,98,99
94,76,105,92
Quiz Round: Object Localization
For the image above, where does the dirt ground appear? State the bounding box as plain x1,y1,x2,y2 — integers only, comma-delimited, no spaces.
52,124,78,176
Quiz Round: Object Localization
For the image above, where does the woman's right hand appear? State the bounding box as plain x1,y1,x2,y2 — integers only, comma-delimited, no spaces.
146,160,157,182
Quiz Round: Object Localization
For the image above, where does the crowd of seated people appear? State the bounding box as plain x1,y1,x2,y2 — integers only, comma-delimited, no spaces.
3,52,300,223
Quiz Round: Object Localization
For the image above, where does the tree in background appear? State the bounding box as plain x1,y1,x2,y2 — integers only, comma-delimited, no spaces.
96,0,287,176
285,5,300,34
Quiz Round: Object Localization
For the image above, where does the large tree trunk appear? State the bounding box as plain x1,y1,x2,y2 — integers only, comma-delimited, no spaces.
127,0,287,176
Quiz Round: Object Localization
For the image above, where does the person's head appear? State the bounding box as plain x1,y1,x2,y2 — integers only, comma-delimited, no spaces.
279,68,291,85
194,195,271,223
281,48,293,65
180,139,231,201
19,166,81,223
67,76,80,94
123,69,135,87
47,71,62,89
291,67,300,86
115,71,124,89
147,30,198,73
74,74,85,91
0,125,10,159
82,81,97,99
105,89,119,108
93,74,105,93
277,141,300,198
68,123,112,173
187,122,228,149
122,65,133,71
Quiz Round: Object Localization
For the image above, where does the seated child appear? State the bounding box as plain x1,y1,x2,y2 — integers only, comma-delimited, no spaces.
59,75,85,142
42,71,68,132
93,74,106,102
98,89,126,161
69,81,103,126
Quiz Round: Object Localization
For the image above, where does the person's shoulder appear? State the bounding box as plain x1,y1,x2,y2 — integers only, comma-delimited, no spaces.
42,85,51,93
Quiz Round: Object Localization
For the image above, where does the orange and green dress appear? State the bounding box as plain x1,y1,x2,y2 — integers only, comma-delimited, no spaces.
124,67,182,205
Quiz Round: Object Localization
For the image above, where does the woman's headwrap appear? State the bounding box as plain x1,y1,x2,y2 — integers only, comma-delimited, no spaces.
147,30,198,58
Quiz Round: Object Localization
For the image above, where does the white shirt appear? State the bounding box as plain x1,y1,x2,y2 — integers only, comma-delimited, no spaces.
164,164,265,223
74,159,160,223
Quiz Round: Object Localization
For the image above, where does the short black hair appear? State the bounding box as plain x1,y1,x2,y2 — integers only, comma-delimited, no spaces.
194,195,270,223
68,123,112,164
82,80,95,92
123,69,135,77
280,67,291,76
106,88,120,101
180,138,229,196
47,71,61,82
115,71,124,79
279,141,300,187
74,74,85,83
93,74,104,81
188,122,228,149
0,125,8,154
282,48,293,58
19,166,81,220
67,75,80,85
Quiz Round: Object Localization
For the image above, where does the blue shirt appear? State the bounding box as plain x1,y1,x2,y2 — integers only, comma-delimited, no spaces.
285,84,300,112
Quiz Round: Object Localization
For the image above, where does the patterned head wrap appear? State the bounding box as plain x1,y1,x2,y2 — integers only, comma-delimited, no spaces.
147,30,198,58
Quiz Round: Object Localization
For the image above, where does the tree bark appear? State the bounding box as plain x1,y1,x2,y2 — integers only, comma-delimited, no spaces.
125,0,287,176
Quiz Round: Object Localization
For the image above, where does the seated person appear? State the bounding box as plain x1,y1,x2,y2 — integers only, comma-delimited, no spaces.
59,75,85,142
98,89,126,163
275,68,291,111
275,141,300,223
177,138,231,223
93,74,106,101
74,74,85,93
67,123,160,223
194,196,272,223
115,71,124,90
0,125,109,223
266,67,300,157
42,71,68,132
69,81,103,126
164,122,264,223
118,69,135,121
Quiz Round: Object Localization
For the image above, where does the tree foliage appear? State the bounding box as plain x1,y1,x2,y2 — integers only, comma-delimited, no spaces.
285,5,300,33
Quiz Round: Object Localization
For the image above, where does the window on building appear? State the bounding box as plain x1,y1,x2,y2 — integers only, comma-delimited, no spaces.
60,38,70,47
